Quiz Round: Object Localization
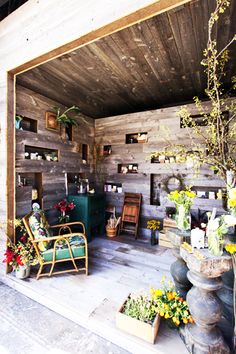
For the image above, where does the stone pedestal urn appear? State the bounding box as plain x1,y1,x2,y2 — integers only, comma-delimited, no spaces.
167,228,192,299
180,247,232,354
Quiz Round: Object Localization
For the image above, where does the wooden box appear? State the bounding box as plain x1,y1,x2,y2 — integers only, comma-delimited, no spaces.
116,298,160,344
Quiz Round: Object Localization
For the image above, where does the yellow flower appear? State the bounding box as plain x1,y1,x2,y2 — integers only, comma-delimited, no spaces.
175,319,180,326
160,311,164,317
164,304,169,310
228,199,236,207
167,292,175,301
183,318,188,324
225,244,236,254
164,313,170,319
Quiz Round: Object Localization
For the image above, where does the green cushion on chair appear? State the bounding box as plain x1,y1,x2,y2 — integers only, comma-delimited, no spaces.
41,235,86,262
42,245,85,262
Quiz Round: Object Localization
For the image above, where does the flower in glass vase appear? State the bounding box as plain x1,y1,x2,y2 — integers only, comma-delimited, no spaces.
54,200,75,224
168,189,196,232
147,220,161,246
207,214,236,256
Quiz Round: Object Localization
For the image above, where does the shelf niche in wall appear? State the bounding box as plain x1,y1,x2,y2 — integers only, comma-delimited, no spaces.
17,116,38,132
16,172,43,217
125,132,147,144
118,164,138,174
82,144,88,163
103,145,112,156
24,145,59,162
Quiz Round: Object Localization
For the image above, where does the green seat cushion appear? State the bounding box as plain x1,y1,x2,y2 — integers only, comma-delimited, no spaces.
29,210,52,252
41,245,85,262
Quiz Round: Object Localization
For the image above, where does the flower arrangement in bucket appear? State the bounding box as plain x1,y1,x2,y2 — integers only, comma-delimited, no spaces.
116,276,193,343
54,200,75,224
3,220,37,279
207,210,236,256
168,189,196,232
147,219,161,246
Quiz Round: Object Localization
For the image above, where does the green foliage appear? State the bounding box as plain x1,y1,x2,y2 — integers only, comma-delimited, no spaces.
123,294,157,324
55,105,80,127
15,115,22,122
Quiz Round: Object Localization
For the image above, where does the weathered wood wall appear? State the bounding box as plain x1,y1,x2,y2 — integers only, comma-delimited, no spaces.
95,102,226,234
15,85,95,216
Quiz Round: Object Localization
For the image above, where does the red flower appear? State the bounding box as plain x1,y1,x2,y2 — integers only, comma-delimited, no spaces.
16,255,24,266
60,206,67,213
67,202,75,211
3,249,14,263
20,235,27,243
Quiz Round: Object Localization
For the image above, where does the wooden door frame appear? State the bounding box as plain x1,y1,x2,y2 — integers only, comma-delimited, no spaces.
6,0,191,243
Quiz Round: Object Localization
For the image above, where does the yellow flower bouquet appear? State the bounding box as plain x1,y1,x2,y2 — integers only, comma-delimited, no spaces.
228,188,236,217
168,189,196,232
151,277,193,327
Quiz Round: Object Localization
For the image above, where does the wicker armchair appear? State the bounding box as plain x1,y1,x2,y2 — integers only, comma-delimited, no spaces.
23,210,88,280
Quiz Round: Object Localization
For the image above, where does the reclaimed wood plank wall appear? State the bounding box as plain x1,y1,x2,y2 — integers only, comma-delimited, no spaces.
15,85,95,216
95,102,226,233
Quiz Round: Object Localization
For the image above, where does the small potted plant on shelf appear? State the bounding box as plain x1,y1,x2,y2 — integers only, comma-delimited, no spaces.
55,106,80,127
54,200,75,224
15,115,22,129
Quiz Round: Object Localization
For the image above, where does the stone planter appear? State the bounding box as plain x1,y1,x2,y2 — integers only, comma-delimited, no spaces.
116,298,160,343
15,264,31,279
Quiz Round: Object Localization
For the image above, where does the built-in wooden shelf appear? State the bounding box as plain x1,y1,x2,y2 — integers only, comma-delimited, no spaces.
125,132,147,144
103,145,112,156
21,117,38,132
104,182,122,193
82,144,88,163
24,145,59,162
118,163,138,174
16,172,43,217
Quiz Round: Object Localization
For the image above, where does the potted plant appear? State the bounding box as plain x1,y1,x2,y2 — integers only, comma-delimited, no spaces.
116,293,160,343
116,277,193,343
55,105,80,127
15,115,22,129
3,224,37,279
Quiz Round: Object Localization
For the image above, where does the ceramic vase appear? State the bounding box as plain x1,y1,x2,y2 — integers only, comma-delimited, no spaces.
15,264,31,279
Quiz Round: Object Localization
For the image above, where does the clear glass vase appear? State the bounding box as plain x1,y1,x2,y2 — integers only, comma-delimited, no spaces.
175,204,191,232
208,231,224,256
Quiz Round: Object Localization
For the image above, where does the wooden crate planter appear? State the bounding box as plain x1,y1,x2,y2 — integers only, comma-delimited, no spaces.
116,298,160,344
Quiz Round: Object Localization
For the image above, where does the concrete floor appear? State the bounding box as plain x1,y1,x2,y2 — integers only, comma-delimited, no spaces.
0,232,188,354
0,281,128,354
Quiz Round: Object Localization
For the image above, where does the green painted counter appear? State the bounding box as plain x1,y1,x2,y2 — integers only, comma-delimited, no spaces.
68,194,105,242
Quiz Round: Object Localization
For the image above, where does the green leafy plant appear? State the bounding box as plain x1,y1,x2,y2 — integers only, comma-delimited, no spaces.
123,294,157,324
55,105,80,127
151,277,193,326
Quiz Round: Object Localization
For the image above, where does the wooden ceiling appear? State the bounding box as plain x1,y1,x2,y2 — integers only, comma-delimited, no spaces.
17,0,236,118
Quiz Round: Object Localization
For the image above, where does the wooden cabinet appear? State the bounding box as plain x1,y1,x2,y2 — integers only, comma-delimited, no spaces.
68,194,105,242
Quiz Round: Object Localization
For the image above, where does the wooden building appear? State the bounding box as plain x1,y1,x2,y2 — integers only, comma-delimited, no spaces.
0,0,236,240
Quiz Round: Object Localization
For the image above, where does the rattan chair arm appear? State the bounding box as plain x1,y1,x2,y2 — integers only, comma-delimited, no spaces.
31,232,86,243
49,221,85,233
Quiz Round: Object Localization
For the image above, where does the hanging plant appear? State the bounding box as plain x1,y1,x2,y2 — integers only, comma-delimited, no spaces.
54,105,80,127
